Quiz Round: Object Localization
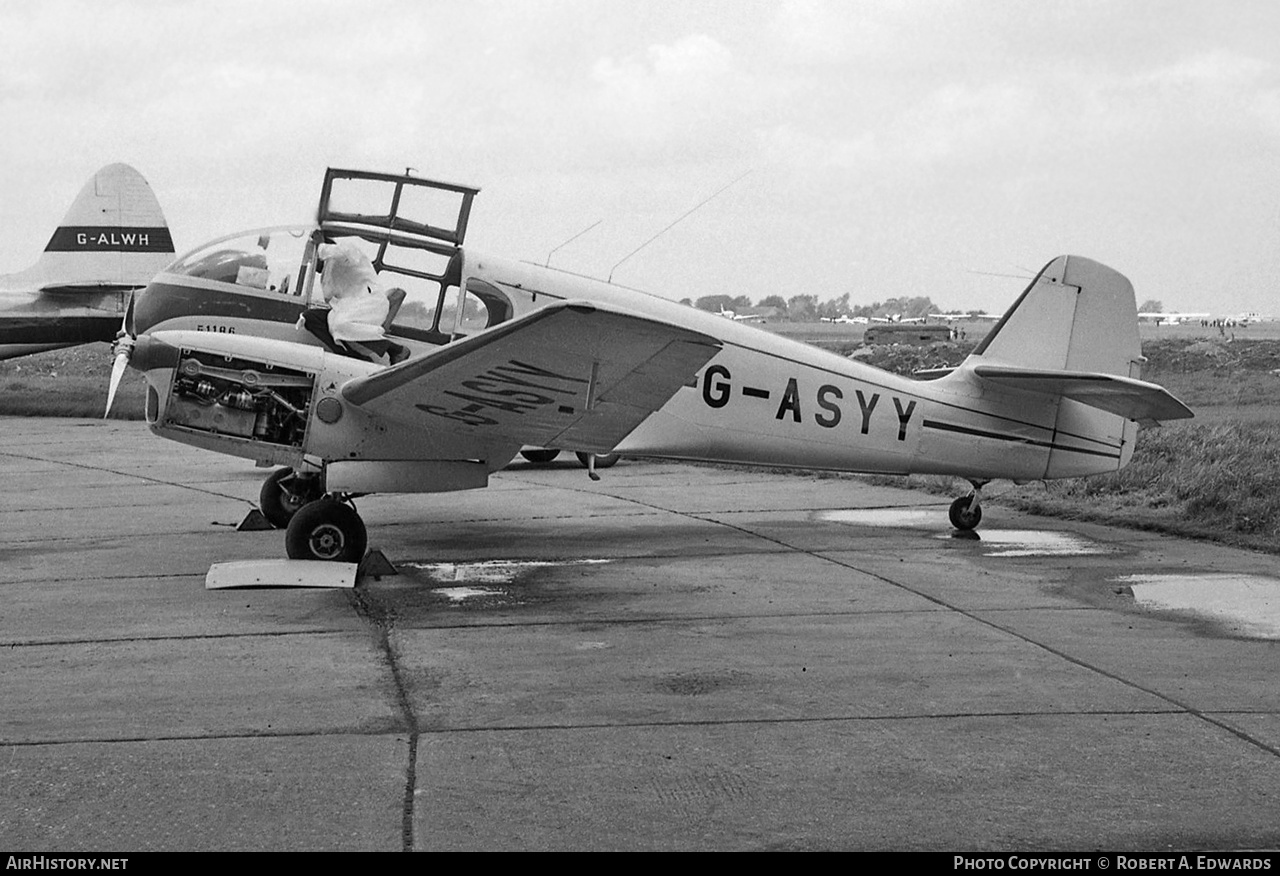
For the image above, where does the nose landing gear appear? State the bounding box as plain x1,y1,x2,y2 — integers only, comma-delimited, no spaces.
259,467,369,563
258,467,323,529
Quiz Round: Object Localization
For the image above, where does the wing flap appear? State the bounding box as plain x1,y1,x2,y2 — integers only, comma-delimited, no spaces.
973,365,1194,423
341,301,722,451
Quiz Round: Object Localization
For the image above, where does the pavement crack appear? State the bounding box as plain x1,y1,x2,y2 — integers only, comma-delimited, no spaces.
347,586,418,852
3,628,355,648
16,705,1265,749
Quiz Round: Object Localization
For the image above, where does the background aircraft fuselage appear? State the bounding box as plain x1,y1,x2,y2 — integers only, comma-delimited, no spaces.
0,163,174,360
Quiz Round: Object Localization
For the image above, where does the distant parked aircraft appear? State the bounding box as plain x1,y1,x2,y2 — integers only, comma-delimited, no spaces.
930,311,999,322
1229,312,1277,325
1137,312,1210,325
719,305,767,322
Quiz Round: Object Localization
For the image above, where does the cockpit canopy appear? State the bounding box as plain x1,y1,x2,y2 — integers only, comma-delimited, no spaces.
169,228,310,295
162,167,516,345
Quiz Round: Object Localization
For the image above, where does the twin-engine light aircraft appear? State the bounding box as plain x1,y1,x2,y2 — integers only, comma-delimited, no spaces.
0,163,174,360
109,168,1193,563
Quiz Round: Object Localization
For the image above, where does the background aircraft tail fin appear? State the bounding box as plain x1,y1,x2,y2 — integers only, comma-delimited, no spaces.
27,163,175,292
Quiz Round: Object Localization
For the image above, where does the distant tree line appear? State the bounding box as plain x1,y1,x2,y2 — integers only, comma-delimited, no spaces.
681,293,988,321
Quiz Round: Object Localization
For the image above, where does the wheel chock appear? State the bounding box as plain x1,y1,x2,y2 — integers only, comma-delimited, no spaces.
236,509,275,531
358,549,398,581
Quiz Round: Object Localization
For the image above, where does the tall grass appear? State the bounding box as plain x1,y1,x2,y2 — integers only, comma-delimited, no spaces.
0,345,146,419
1004,421,1280,549
1,372,147,419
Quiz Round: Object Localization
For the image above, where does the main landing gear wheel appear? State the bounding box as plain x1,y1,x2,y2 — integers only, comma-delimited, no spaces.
285,499,367,562
576,451,620,469
520,448,561,464
259,467,322,529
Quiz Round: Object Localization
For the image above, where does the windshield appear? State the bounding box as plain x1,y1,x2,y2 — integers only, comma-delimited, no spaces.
168,226,314,296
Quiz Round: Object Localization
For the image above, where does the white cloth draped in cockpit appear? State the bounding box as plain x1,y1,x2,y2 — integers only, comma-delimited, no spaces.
317,240,390,342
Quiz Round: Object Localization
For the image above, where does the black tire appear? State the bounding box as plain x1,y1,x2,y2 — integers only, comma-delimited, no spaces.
285,499,367,562
949,496,982,531
576,451,621,469
259,467,319,529
520,448,561,464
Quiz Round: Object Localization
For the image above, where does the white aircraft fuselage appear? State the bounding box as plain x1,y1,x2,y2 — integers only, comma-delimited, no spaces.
110,168,1191,560
127,246,1164,487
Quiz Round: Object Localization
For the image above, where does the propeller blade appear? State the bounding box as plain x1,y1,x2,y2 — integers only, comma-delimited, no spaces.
104,292,136,419
103,347,130,419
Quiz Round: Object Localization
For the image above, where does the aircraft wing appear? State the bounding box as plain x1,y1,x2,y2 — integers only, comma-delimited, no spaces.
341,301,723,452
972,365,1194,423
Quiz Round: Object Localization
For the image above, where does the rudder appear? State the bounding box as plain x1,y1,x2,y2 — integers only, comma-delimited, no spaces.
966,255,1145,478
970,255,1142,378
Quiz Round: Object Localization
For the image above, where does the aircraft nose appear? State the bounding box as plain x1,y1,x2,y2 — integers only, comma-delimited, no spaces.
129,278,182,337
130,333,179,373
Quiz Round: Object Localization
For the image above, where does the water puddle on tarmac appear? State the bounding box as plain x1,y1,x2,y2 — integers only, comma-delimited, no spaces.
947,530,1108,558
819,509,939,528
1118,573,1280,639
399,558,611,603
817,509,1108,557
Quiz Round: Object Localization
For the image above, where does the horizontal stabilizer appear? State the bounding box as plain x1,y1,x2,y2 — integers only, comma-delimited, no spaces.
341,301,723,451
973,365,1194,423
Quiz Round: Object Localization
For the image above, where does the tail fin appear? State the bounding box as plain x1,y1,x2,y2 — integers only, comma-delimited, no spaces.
970,255,1141,376
957,255,1191,478
26,163,174,293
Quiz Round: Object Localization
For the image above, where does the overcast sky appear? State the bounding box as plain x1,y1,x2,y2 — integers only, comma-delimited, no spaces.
2,0,1278,315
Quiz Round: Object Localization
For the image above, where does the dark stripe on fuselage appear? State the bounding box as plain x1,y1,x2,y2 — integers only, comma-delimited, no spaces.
133,281,306,334
132,279,452,346
716,339,1116,450
45,227,174,253
0,315,121,345
922,419,1122,460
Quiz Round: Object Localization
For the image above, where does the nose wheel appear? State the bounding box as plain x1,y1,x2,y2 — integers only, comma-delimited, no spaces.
285,497,368,562
259,467,323,529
